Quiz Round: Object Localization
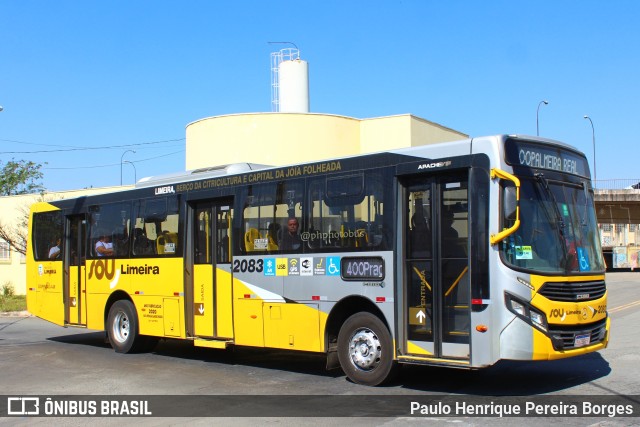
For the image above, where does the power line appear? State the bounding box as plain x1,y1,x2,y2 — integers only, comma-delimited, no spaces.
42,150,185,170
0,137,185,154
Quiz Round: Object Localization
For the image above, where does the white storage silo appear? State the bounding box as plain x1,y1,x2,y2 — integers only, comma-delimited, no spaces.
278,59,309,113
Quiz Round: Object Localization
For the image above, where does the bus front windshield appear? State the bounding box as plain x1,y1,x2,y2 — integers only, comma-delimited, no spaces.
502,175,605,274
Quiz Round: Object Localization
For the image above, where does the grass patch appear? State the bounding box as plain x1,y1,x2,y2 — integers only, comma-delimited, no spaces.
0,295,27,313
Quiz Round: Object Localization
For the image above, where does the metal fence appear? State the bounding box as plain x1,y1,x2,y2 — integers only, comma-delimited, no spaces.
594,179,640,190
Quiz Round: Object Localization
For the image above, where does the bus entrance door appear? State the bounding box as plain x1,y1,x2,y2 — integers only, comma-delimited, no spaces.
187,201,234,341
65,215,87,326
403,173,470,361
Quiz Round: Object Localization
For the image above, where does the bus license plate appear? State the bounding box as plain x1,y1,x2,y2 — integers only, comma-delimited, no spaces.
574,334,590,347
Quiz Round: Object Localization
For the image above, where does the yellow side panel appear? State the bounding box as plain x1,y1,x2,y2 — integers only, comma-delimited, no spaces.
234,299,264,346
133,295,180,337
84,257,184,338
86,293,108,331
194,264,214,337
27,203,64,326
233,279,264,346
28,261,65,326
163,298,182,337
216,268,234,339
263,303,321,351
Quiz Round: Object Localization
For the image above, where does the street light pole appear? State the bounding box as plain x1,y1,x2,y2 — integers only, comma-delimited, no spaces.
584,115,596,185
123,160,137,184
120,150,136,185
537,100,548,136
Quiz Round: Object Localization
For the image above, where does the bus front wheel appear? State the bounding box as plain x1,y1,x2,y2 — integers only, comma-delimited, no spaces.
107,300,141,353
337,312,397,386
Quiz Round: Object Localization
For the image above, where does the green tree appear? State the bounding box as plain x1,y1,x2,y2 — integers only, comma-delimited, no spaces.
0,159,46,255
0,159,45,196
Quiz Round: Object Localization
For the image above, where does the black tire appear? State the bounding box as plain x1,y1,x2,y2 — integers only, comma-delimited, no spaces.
107,300,142,353
337,312,397,386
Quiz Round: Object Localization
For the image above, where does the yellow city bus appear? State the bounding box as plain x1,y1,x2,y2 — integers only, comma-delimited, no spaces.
27,134,609,386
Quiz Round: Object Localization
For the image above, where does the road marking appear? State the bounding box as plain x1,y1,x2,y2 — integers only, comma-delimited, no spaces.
609,299,640,313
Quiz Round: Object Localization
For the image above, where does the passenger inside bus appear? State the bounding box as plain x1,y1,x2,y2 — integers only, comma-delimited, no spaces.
95,234,114,257
279,217,302,251
442,206,464,258
48,237,62,259
410,202,431,258
133,228,155,256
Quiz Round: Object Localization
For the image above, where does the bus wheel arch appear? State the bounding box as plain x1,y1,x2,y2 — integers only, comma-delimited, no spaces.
105,293,156,353
325,296,397,386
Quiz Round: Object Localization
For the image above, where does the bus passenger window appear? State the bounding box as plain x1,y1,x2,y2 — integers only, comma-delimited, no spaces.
32,211,64,261
133,196,180,257
308,170,387,252
239,180,304,254
88,202,131,258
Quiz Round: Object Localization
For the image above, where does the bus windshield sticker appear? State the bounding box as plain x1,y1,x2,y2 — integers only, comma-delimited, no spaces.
515,246,533,260
577,247,591,271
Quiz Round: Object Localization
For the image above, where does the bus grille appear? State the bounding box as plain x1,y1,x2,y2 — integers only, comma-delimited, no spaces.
548,318,608,351
538,280,606,302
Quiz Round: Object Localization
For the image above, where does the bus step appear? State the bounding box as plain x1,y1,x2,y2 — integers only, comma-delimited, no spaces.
193,338,232,349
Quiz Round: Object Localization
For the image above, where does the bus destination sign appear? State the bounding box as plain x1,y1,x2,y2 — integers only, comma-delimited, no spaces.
505,139,590,178
340,257,385,281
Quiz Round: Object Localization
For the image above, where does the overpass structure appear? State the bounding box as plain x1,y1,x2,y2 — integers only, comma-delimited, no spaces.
594,180,640,270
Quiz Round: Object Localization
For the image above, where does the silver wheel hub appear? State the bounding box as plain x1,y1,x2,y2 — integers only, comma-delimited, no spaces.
112,311,130,343
348,328,382,371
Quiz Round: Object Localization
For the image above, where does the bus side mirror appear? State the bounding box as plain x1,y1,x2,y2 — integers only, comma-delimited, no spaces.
504,186,518,221
490,168,520,245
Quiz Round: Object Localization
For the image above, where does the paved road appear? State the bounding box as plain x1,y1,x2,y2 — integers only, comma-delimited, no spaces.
1,272,639,426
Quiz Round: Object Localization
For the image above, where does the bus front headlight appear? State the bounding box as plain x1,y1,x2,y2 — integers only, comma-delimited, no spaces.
529,310,547,332
505,292,548,333
509,299,525,316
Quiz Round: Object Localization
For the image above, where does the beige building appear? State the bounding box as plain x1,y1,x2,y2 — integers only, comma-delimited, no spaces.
1,112,467,295
186,113,467,170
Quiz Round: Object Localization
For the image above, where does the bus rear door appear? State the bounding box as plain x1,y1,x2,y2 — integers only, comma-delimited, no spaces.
186,200,234,342
65,215,87,326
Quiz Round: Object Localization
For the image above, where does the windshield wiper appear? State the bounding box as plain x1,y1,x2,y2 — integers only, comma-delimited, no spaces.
534,173,574,270
581,180,589,227
535,173,565,236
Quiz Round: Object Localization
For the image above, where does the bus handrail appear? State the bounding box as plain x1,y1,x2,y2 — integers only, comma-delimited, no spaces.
490,168,521,245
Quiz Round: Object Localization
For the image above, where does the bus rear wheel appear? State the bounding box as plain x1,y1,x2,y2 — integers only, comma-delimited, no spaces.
337,312,397,386
107,300,144,353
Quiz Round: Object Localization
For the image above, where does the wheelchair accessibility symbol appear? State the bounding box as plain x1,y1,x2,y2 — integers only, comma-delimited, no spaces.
327,256,340,276
577,247,590,272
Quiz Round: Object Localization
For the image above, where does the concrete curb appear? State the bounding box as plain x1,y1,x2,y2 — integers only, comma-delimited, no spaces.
0,311,31,317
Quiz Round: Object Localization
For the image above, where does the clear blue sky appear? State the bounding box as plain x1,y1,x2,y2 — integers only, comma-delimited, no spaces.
1,1,638,191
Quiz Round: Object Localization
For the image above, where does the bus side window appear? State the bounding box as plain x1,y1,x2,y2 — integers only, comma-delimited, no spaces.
239,180,304,255
133,196,180,257
308,169,387,252
88,202,132,258
32,211,64,261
